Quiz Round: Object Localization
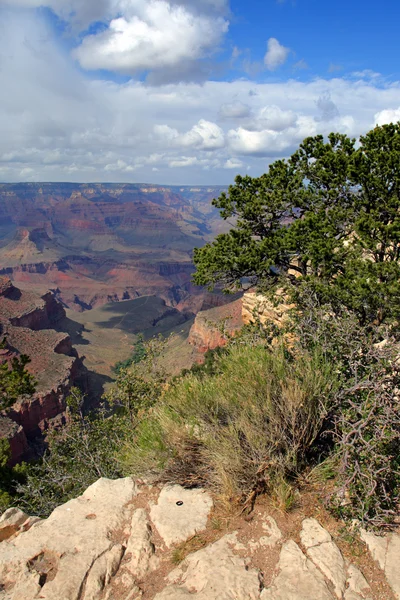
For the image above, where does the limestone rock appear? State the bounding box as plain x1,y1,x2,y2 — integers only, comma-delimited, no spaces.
150,485,213,547
154,533,260,599
261,540,334,600
344,564,372,600
360,529,388,570
242,292,294,329
361,529,400,599
260,516,283,548
300,518,346,598
0,478,137,600
0,508,29,542
125,508,159,580
84,544,125,600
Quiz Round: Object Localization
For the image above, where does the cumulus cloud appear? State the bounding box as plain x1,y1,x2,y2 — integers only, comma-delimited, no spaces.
2,10,400,184
227,115,317,156
72,0,228,76
264,37,290,71
250,106,297,132
224,158,244,169
155,120,225,150
1,0,230,81
374,107,400,126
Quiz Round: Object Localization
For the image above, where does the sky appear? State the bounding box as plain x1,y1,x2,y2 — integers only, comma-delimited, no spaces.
1,0,400,185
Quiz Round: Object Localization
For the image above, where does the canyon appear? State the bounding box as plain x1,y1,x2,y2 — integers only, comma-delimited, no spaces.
0,183,226,311
0,182,244,461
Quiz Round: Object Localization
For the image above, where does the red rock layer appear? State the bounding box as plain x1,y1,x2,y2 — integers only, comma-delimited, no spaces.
188,298,244,354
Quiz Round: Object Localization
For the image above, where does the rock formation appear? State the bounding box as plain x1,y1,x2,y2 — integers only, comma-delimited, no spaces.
188,298,243,353
1,477,397,599
0,277,85,464
242,291,294,329
0,183,228,312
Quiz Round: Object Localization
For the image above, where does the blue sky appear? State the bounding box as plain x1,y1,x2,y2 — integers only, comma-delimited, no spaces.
0,0,400,184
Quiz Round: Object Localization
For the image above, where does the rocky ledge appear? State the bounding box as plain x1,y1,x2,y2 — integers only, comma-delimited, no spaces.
0,478,398,600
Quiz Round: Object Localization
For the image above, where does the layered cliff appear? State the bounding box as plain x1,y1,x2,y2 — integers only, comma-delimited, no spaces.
188,298,243,353
0,277,85,464
0,183,227,312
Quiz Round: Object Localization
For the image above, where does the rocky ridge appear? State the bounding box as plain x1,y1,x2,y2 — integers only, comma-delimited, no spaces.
0,477,398,600
0,277,85,464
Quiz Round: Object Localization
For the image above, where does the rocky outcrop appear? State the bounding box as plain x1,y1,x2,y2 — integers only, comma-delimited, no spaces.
188,298,243,353
1,478,395,600
0,417,30,466
242,291,294,329
361,529,400,598
0,509,29,543
0,278,86,462
150,485,213,548
155,533,261,600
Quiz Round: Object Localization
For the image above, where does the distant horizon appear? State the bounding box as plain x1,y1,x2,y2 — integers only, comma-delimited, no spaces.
0,181,228,188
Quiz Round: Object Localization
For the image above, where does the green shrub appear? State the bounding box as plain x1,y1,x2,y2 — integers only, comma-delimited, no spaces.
119,343,337,501
0,352,36,411
113,336,147,374
14,407,129,517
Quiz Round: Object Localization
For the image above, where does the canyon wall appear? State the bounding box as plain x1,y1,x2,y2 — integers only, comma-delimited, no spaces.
0,277,85,464
188,298,243,354
0,183,227,312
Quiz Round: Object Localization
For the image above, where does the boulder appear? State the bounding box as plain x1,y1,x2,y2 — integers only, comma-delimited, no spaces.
261,540,334,600
361,528,400,599
0,478,137,600
344,564,372,600
0,508,29,542
124,508,159,580
150,484,213,548
300,518,346,598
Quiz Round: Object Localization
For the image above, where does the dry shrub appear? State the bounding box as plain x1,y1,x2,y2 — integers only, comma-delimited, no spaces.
121,343,336,502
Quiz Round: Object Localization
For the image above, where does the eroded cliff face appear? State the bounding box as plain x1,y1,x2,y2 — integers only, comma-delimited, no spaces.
188,298,243,354
0,277,85,464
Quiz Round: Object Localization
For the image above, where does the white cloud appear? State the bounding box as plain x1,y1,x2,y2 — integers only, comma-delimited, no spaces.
252,106,297,132
352,69,381,81
0,0,111,29
72,0,229,75
264,37,290,71
2,10,400,184
224,158,244,169
104,159,136,172
181,120,225,150
374,107,400,126
155,120,225,150
219,102,251,119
